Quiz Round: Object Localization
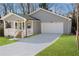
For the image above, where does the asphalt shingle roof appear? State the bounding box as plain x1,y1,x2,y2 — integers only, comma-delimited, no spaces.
18,14,39,20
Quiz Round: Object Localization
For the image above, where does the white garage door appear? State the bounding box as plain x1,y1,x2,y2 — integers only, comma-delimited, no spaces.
41,22,64,34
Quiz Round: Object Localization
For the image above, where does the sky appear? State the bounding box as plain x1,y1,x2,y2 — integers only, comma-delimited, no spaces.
0,3,75,16
49,3,75,15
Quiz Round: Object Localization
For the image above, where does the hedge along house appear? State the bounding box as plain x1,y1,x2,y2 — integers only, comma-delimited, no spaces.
0,19,4,36
1,13,41,38
30,8,72,34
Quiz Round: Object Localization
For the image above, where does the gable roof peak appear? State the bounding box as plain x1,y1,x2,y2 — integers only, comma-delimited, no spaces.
30,8,71,20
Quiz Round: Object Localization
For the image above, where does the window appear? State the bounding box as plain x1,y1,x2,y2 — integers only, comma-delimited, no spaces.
5,21,11,28
27,23,31,28
0,20,3,24
23,22,24,30
15,22,17,29
20,23,22,29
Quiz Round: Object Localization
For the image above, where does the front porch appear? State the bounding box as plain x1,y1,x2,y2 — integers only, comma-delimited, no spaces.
4,20,26,38
2,13,41,38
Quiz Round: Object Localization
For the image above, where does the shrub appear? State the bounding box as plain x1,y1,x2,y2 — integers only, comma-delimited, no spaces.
0,28,4,36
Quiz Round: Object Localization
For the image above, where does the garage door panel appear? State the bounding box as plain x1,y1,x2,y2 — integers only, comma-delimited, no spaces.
41,22,63,34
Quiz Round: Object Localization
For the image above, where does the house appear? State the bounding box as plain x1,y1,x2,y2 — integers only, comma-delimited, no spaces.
1,13,41,38
30,8,71,34
1,8,71,38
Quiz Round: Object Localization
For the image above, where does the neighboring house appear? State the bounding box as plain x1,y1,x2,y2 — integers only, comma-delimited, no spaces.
1,8,71,38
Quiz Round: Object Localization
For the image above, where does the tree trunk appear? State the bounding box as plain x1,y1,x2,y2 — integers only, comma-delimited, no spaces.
20,3,26,15
76,4,79,49
2,4,8,16
27,3,30,14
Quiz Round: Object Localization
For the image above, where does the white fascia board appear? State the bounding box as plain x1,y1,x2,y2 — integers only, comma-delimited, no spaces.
1,12,27,21
29,8,41,15
1,13,13,20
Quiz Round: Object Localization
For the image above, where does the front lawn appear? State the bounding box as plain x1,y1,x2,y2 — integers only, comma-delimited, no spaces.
0,37,16,46
36,35,79,56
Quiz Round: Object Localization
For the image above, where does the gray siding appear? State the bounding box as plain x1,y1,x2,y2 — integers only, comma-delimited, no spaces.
30,9,72,34
31,10,69,22
63,20,71,34
33,20,41,34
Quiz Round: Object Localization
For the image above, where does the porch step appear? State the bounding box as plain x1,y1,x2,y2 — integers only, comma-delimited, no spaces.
15,31,22,38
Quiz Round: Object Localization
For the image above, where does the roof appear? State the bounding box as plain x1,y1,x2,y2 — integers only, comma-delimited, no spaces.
0,8,71,22
1,13,26,21
29,8,71,21
18,14,39,20
1,13,39,21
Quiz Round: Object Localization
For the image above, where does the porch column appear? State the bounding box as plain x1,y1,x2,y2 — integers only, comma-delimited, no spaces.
4,21,6,30
17,21,20,30
13,21,15,29
21,21,25,38
4,21,6,36
13,21,16,38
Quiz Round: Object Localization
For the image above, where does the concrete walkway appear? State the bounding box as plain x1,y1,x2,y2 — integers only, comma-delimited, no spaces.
0,34,61,56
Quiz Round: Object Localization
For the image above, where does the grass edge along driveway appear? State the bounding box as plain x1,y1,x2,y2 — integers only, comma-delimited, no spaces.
36,35,79,56
0,37,16,46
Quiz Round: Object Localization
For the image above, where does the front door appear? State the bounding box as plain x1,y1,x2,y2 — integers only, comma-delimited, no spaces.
26,23,32,36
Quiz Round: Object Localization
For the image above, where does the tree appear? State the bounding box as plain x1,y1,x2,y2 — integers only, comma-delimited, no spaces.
27,3,30,14
7,3,15,13
67,4,77,34
1,4,8,16
76,3,79,49
71,10,77,34
39,3,48,10
20,3,26,15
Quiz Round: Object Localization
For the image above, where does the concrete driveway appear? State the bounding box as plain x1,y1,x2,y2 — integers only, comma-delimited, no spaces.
0,34,61,56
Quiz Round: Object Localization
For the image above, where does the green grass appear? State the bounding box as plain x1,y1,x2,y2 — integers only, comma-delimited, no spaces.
36,35,79,56
0,37,16,46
